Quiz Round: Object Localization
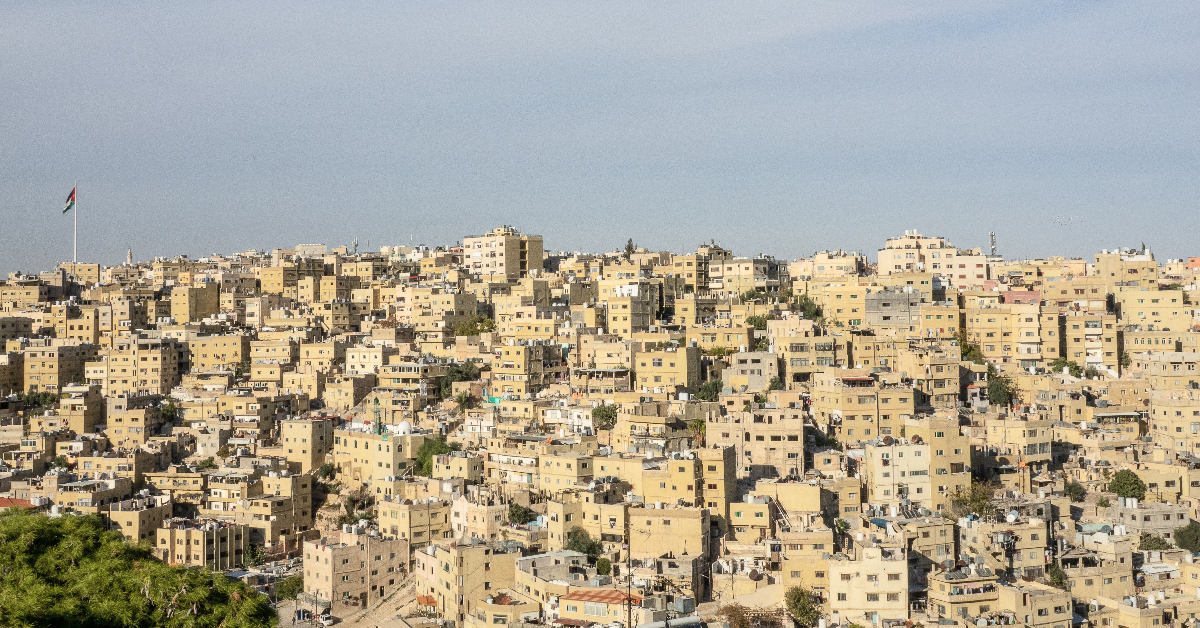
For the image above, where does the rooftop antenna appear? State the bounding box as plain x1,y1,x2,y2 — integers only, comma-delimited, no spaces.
989,231,997,257
352,236,359,255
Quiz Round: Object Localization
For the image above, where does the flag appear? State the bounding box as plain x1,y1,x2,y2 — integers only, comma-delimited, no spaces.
62,187,76,214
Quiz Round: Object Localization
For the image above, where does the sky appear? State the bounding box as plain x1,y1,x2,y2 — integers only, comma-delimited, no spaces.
1,1,1198,275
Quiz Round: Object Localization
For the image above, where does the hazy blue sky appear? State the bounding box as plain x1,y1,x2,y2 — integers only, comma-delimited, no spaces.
2,1,1198,274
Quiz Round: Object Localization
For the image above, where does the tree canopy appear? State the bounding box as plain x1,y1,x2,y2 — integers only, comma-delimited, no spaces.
696,380,722,402
591,404,618,430
745,315,768,331
1175,521,1200,554
1108,470,1146,499
0,510,275,627
1064,481,1086,502
784,586,822,628
508,503,535,526
415,435,461,476
795,294,821,320
1048,357,1083,378
948,481,997,519
987,366,1017,406
1138,533,1173,551
453,316,495,338
565,526,603,561
439,362,481,397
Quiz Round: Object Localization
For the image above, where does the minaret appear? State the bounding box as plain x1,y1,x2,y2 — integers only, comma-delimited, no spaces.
126,247,133,266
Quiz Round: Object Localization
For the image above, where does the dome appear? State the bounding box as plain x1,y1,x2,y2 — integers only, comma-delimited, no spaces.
397,420,413,435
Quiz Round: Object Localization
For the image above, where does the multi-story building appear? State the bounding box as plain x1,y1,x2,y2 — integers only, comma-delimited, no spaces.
828,544,909,626
302,529,410,617
155,519,249,570
414,541,519,626
462,226,544,281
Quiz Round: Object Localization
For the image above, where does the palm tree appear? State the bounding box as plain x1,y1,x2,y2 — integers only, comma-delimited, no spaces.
689,418,706,447
455,391,476,410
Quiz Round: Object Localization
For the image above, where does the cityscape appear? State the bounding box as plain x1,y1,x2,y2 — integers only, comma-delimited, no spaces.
2,228,1200,628
4,2,1198,627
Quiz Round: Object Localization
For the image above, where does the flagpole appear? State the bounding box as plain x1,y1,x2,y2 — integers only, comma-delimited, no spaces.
73,180,78,264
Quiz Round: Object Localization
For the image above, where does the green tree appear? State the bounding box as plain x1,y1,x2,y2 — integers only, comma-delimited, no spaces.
795,294,821,319
960,343,985,364
508,503,535,526
745,315,768,331
1057,358,1083,377
987,366,1017,406
1064,481,1086,502
768,376,785,391
565,526,603,561
624,239,635,261
1139,533,1173,551
1046,562,1068,590
243,544,267,568
18,391,58,416
595,558,611,576
1097,497,1111,508
0,510,274,627
415,435,461,476
455,391,476,410
1108,470,1147,499
316,462,336,480
1175,521,1200,554
813,431,841,450
234,359,251,379
717,603,751,628
52,455,69,469
591,404,618,430
784,586,822,628
1048,357,1083,378
1119,351,1132,368
161,399,179,423
439,361,481,397
948,481,998,519
688,418,706,447
696,380,722,402
197,457,218,470
275,574,303,600
453,316,495,338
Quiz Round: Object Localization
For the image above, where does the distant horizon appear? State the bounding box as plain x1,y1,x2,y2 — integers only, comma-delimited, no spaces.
6,227,1187,278
3,1,1198,274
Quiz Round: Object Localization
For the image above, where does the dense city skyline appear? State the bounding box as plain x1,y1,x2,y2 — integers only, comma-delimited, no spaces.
3,1,1199,274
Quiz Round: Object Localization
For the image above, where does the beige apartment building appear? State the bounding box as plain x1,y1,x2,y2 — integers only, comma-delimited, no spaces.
414,541,519,626
810,369,915,446
23,340,92,394
828,545,909,625
303,530,410,617
187,334,251,372
462,226,543,281
155,520,249,570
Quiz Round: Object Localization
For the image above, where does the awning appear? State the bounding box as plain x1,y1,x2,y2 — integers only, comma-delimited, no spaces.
418,596,437,607
554,620,594,626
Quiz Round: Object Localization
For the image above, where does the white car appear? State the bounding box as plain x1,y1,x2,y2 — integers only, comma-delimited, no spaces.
318,614,336,626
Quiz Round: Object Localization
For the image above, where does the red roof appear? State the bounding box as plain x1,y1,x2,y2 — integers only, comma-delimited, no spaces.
418,596,437,607
561,589,641,605
0,498,32,510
